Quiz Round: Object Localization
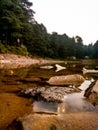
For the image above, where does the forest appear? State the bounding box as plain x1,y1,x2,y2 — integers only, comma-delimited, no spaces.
0,0,98,59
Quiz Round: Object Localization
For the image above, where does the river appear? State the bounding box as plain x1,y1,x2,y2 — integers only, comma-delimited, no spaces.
0,61,98,115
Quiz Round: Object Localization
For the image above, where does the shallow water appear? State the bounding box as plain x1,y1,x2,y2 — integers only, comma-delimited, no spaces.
0,61,98,115
64,80,98,113
33,80,98,114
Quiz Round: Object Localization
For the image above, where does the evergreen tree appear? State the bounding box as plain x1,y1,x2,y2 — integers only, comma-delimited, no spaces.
93,40,98,58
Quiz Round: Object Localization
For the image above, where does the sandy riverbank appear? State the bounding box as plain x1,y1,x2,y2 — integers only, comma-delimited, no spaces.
0,54,47,68
0,54,64,69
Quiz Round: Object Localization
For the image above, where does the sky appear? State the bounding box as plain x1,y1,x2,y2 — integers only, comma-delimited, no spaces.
30,0,98,45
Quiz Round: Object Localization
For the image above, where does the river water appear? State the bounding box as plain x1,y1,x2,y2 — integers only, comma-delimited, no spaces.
33,62,98,114
0,61,98,115
33,80,98,114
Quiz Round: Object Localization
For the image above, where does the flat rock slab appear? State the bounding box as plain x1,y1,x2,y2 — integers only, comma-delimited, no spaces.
19,86,80,102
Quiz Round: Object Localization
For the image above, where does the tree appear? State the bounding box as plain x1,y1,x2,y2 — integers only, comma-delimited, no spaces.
93,40,98,58
0,0,96,59
0,0,35,45
74,36,84,58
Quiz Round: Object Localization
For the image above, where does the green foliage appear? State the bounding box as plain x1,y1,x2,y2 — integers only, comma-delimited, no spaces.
7,45,29,55
0,42,28,55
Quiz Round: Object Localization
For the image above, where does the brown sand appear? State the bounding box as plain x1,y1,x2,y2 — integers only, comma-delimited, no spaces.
0,93,32,130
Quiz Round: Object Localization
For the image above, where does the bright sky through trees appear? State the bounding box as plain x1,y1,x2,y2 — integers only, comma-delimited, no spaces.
30,0,98,45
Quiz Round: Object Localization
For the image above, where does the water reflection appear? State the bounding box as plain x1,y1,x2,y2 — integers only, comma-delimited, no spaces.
33,101,57,114
57,102,66,114
33,80,98,114
1,62,98,115
58,80,98,113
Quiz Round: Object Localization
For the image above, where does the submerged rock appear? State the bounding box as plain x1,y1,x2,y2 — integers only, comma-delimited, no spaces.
47,74,85,86
19,86,80,103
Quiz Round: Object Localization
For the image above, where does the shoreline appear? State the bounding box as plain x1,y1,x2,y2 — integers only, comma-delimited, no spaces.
0,54,46,64
0,53,64,69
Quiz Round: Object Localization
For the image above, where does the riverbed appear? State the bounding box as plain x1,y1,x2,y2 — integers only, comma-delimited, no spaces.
0,61,98,130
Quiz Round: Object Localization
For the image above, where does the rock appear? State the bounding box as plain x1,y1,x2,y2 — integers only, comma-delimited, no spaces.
19,86,79,103
7,114,58,130
7,119,23,130
82,67,98,74
84,81,96,97
84,80,98,105
55,64,66,72
40,65,53,69
7,112,98,130
47,74,85,86
92,80,98,93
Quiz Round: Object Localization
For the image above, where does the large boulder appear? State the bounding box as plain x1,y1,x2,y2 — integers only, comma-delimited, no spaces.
47,74,85,86
7,113,98,130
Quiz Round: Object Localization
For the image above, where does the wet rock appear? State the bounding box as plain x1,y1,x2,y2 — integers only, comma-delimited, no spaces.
19,86,79,102
50,124,57,130
19,77,41,83
7,114,58,130
7,119,23,130
84,80,98,105
47,74,85,86
92,80,98,93
84,81,96,97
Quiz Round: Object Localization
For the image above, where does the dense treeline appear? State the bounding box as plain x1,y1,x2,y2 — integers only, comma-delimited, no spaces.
0,0,98,59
